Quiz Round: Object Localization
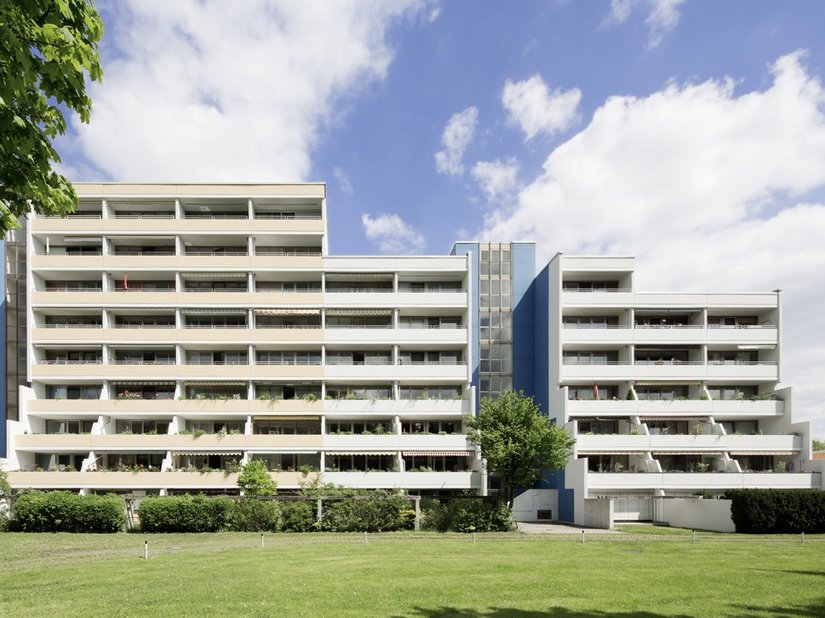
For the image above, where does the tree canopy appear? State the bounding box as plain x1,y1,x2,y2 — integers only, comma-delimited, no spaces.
236,460,278,496
0,0,103,232
467,390,575,506
814,438,825,452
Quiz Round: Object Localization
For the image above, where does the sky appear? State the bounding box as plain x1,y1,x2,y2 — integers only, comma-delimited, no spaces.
57,0,825,438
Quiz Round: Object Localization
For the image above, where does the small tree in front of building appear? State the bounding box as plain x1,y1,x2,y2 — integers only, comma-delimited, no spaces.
467,390,575,507
236,459,277,496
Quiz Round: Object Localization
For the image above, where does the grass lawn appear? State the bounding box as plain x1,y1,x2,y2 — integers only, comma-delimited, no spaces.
0,528,823,617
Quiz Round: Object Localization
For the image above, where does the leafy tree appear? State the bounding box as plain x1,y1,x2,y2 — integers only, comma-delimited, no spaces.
236,460,277,496
467,390,575,507
0,0,104,232
813,438,825,452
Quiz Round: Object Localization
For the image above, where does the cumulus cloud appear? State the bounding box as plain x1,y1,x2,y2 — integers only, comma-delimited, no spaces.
608,0,687,49
471,158,520,201
482,51,825,434
361,213,426,254
333,167,353,195
434,106,479,175
60,0,428,181
502,75,581,141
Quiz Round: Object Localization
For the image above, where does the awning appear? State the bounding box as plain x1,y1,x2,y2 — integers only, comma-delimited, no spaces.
63,236,102,243
326,309,393,317
107,235,175,241
253,416,320,421
181,272,248,280
112,381,175,386
737,345,776,350
641,417,708,422
634,382,699,386
184,381,245,387
254,308,320,316
730,451,795,456
402,450,475,457
325,451,396,456
181,309,247,316
173,451,242,457
652,452,723,456
577,451,634,456
325,273,394,281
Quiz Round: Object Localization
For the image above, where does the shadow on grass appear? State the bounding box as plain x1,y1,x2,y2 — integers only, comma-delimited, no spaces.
732,598,825,618
395,608,692,618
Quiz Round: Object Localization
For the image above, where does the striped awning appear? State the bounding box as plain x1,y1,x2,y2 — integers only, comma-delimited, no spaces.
737,345,776,350
325,273,393,281
641,417,708,422
402,450,475,457
252,416,320,421
730,451,795,456
185,381,245,387
254,308,320,316
173,451,242,456
112,381,175,386
326,309,392,317
325,451,396,456
653,452,723,456
577,451,634,456
182,272,247,279
181,308,247,316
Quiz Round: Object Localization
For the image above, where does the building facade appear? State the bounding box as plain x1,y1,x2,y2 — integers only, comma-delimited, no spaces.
2,184,821,525
2,183,482,496
539,254,821,524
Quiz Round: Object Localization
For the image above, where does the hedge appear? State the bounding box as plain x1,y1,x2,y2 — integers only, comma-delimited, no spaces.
318,495,414,532
12,492,124,533
225,499,282,532
725,489,825,533
138,495,232,532
435,498,513,533
280,500,316,532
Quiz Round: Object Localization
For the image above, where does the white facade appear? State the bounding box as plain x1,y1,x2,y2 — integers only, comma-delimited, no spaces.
3,183,482,495
547,254,821,524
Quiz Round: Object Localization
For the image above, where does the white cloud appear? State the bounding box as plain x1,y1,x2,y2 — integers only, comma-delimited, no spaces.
333,166,353,195
502,75,581,141
471,158,520,201
434,106,479,176
482,51,825,435
608,0,686,49
61,0,428,181
361,212,426,254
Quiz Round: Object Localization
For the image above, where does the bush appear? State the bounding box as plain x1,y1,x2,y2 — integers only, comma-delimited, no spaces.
419,498,446,531
726,489,825,533
12,492,123,533
280,500,317,532
138,495,232,532
437,498,512,533
226,498,282,532
318,495,414,532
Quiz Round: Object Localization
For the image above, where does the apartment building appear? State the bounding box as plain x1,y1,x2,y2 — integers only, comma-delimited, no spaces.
538,254,821,524
2,183,481,496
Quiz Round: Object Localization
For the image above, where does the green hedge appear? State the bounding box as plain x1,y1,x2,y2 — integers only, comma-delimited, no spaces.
280,500,317,532
725,489,825,533
138,495,232,532
432,498,513,533
318,495,414,532
12,492,124,533
225,499,282,532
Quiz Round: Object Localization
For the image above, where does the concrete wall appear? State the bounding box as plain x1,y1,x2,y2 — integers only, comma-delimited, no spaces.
583,498,613,529
512,488,558,521
654,497,735,532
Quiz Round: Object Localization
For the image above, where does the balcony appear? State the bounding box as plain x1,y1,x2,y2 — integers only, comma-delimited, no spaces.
322,470,481,489
6,470,307,490
586,471,821,492
323,362,468,381
565,398,785,418
561,362,778,382
322,398,469,416
324,434,472,451
576,433,801,454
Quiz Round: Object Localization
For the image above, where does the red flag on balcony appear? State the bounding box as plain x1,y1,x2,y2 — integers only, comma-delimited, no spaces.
593,384,599,400
123,273,128,291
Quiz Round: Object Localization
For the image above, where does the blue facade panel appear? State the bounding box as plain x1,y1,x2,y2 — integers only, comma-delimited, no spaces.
532,265,550,416
511,243,535,397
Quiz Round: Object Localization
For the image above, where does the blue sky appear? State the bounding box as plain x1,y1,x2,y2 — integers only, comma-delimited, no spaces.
57,0,825,437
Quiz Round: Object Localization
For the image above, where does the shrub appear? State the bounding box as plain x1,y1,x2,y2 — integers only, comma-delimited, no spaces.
419,498,446,531
12,492,123,533
726,489,825,533
437,498,512,533
280,500,317,532
318,495,414,532
138,495,232,532
226,498,281,532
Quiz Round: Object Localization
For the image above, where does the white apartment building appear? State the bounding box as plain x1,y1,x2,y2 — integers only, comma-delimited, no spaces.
3,183,482,496
544,254,821,524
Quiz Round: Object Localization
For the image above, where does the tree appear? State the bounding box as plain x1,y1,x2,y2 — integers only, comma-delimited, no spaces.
467,390,575,507
236,460,277,496
813,438,825,452
0,0,104,232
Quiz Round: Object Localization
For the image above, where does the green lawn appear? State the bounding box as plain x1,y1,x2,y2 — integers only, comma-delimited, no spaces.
0,529,823,617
